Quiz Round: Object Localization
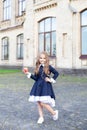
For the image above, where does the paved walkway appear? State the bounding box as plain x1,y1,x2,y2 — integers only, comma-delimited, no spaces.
0,73,87,130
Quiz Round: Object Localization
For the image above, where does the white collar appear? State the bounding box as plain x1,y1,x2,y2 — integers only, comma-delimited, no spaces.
40,64,44,67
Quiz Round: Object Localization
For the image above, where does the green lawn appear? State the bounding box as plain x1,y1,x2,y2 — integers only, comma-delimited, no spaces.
59,74,87,83
0,69,87,84
0,69,21,74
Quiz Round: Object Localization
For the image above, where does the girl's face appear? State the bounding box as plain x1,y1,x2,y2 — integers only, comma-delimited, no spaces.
39,54,46,65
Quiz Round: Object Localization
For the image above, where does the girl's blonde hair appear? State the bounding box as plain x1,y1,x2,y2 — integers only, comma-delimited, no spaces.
35,51,50,75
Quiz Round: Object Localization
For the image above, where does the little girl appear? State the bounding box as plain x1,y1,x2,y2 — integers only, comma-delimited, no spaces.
23,51,59,124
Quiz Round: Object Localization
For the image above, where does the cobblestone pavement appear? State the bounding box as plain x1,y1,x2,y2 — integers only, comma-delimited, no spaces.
0,73,87,130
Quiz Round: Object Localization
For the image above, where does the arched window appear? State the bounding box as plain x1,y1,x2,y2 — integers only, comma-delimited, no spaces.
81,10,87,58
1,37,9,60
3,0,11,20
38,17,56,56
17,34,24,59
18,0,25,16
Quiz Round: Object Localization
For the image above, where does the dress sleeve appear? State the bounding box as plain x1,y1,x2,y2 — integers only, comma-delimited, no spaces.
27,72,38,81
49,65,59,80
30,73,38,81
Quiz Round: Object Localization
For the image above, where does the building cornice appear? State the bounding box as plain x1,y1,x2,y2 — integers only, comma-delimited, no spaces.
34,1,57,12
0,14,25,32
0,24,23,32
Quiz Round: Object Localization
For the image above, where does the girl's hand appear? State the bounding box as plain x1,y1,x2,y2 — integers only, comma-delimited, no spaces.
23,68,29,74
45,77,51,82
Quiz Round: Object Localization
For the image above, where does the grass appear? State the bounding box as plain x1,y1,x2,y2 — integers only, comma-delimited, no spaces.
59,74,87,83
0,69,87,83
0,69,21,74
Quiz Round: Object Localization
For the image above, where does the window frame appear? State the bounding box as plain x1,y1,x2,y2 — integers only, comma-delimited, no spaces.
3,0,11,20
1,37,9,60
80,9,87,59
38,17,56,57
17,34,24,59
18,0,25,16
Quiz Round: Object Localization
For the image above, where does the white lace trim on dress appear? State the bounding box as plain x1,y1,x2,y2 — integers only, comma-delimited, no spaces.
28,95,55,107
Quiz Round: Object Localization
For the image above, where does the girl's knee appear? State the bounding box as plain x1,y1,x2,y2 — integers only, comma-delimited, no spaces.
39,102,44,107
40,102,48,107
38,101,42,106
38,102,49,107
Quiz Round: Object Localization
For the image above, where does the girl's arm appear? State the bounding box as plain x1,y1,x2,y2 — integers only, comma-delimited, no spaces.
45,65,59,83
23,68,38,81
29,73,38,81
49,65,59,80
48,65,59,83
26,72,38,81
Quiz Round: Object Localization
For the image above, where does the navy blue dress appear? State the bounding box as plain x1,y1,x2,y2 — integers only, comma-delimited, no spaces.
28,65,59,107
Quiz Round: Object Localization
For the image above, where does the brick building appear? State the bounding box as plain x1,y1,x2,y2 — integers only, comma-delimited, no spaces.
0,0,87,69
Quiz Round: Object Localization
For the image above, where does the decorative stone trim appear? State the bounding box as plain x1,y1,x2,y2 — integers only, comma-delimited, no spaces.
68,4,77,13
34,2,57,12
0,15,25,31
0,20,11,29
69,0,78,1
15,15,25,25
0,24,22,32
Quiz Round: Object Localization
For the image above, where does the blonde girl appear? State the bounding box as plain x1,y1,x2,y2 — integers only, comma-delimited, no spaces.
23,51,59,124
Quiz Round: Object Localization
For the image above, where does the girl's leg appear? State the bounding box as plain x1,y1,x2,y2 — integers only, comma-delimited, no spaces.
40,102,58,120
37,102,43,117
40,102,55,115
37,102,44,124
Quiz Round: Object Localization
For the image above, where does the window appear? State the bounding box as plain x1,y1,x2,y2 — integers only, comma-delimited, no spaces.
1,37,9,60
3,0,11,20
39,17,56,56
18,0,25,16
33,0,36,4
17,34,24,59
81,10,87,58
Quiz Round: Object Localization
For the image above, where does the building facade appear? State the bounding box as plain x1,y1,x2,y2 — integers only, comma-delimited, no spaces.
0,0,87,69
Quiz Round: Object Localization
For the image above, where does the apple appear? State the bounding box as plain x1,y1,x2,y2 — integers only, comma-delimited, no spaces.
23,67,28,73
